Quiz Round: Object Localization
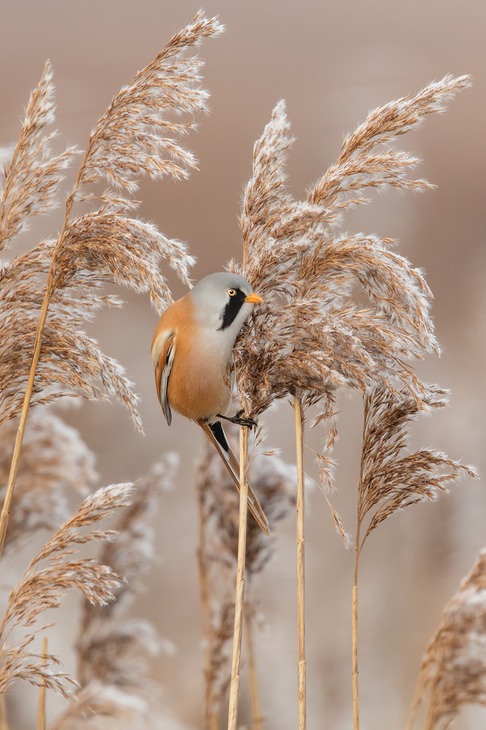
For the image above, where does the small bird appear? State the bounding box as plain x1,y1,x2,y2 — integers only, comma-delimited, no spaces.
151,272,270,534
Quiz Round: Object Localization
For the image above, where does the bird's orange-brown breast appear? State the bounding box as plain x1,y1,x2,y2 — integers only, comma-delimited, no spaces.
152,295,232,422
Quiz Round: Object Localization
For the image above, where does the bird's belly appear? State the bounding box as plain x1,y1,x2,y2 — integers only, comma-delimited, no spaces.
167,341,231,422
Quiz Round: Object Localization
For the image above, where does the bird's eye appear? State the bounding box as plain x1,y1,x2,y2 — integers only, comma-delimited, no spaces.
227,288,237,297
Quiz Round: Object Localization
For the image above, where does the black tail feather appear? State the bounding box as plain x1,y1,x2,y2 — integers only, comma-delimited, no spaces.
209,420,230,453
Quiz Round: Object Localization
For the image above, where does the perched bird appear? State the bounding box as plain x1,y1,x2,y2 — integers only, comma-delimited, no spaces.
151,272,269,534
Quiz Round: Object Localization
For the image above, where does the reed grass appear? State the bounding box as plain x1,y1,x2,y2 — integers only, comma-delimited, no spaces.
0,12,480,727
407,549,486,729
0,10,223,555
244,602,263,730
0,11,221,725
227,425,250,730
294,396,307,730
195,424,295,726
234,73,473,729
36,637,48,730
0,697,7,730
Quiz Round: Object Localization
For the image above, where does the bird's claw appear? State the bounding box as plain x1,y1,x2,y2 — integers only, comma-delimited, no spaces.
217,411,257,429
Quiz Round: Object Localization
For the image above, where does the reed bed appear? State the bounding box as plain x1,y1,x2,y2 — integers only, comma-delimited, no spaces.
0,8,482,729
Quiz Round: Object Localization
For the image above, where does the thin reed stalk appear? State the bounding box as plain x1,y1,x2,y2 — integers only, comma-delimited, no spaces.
294,396,306,730
352,533,361,730
0,696,8,730
0,289,49,554
0,11,222,556
197,489,218,730
227,426,249,730
36,637,48,730
245,602,263,730
0,143,90,556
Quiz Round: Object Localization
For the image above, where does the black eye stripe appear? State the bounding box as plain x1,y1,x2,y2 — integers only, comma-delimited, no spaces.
218,288,246,330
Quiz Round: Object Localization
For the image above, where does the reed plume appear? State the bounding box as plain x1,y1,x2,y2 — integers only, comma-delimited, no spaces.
0,483,133,697
48,459,178,729
0,410,96,548
408,549,486,729
231,74,472,728
235,75,471,421
0,10,223,552
356,384,477,551
0,11,223,725
0,61,78,251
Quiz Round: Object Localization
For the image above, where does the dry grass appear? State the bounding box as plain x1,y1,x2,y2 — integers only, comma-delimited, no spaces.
196,426,295,725
232,73,475,728
0,482,133,698
408,549,486,729
0,9,481,728
0,11,221,727
0,410,96,548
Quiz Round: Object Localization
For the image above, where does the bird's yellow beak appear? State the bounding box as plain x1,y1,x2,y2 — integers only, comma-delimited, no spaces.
245,292,263,304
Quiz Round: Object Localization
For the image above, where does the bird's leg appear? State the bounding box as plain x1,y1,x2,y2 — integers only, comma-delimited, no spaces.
217,410,257,429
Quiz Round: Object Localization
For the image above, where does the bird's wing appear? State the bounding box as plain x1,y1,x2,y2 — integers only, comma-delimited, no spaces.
153,329,176,426
199,421,270,535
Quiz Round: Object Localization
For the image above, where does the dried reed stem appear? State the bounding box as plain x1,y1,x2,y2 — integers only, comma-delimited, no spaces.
0,696,8,730
0,153,88,556
352,543,361,730
227,426,249,730
198,490,218,730
294,396,306,730
36,636,48,730
0,291,50,554
245,603,263,730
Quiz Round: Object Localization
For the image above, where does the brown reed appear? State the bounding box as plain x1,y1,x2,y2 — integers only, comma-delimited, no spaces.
0,19,478,727
36,636,48,730
59,459,177,727
353,385,476,726
407,549,486,729
0,410,96,548
232,74,472,728
0,11,223,555
0,482,133,697
294,396,306,729
227,426,250,730
0,15,222,721
196,426,295,726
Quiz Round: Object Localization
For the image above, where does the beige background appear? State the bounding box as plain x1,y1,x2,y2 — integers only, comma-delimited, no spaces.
1,1,485,728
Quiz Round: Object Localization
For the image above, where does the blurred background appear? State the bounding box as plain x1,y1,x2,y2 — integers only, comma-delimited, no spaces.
1,0,485,727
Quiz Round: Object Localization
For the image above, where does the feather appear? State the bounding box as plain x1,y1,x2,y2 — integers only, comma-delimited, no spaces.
199,421,270,535
153,329,175,426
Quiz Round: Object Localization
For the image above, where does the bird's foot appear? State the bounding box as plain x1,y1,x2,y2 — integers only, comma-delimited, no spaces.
217,411,257,429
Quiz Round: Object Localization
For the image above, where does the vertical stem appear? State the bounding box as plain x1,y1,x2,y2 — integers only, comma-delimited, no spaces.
198,489,218,730
227,426,249,730
245,602,263,730
0,696,8,730
0,138,92,558
352,527,361,730
0,294,51,555
37,636,48,730
294,396,306,730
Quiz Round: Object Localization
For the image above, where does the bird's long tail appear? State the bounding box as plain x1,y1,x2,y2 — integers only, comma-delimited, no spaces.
199,421,270,536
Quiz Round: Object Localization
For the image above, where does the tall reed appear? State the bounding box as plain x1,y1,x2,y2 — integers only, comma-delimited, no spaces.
233,73,472,727
0,11,223,554
227,426,250,730
294,396,306,729
195,425,295,726
0,14,479,725
0,12,222,722
407,549,486,729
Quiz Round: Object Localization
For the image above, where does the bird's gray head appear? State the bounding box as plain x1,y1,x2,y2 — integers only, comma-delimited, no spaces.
189,272,262,335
